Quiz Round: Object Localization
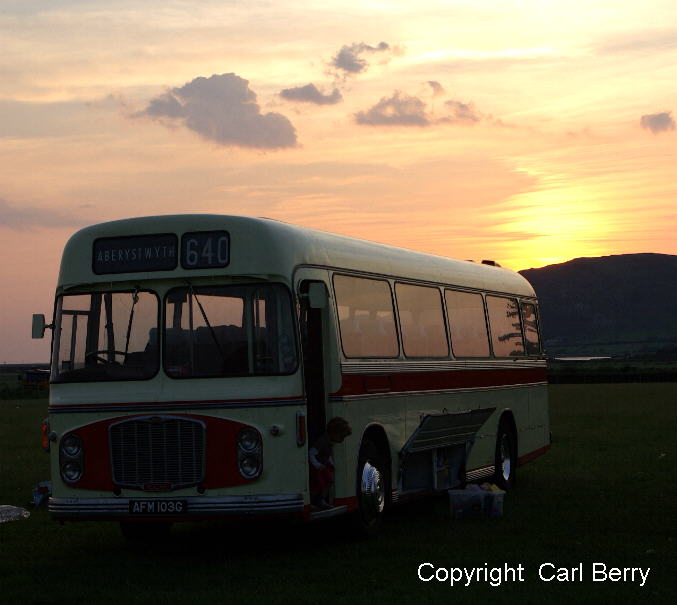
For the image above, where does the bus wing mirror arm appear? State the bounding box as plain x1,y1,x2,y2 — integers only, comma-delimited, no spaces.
307,282,328,309
32,314,53,339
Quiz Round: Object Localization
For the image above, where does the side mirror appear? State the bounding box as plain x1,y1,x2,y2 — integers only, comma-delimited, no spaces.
32,314,46,339
307,282,328,309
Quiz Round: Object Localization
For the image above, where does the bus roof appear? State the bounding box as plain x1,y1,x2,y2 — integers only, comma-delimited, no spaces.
57,214,536,297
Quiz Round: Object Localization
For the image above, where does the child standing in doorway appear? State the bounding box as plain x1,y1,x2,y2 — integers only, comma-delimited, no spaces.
309,417,352,509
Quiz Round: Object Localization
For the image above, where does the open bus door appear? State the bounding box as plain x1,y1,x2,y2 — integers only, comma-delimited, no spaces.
298,280,329,445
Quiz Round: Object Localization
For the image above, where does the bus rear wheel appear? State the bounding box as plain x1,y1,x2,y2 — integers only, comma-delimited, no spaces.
354,439,388,536
493,420,517,491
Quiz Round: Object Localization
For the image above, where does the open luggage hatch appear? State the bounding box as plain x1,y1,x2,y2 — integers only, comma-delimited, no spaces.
399,408,495,495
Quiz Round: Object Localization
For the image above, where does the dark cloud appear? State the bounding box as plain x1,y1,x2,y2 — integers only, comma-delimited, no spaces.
0,198,82,230
137,73,297,149
330,42,391,75
442,99,482,123
355,91,430,127
640,111,675,134
427,81,445,96
279,83,342,105
355,91,486,128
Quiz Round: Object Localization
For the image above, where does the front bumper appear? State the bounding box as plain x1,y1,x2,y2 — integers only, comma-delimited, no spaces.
49,494,304,520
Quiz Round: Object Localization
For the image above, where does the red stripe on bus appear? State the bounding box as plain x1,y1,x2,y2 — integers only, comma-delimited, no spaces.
518,444,550,466
48,395,304,411
335,367,547,397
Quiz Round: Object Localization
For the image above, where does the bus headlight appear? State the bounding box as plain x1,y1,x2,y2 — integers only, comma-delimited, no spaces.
60,434,82,457
236,426,262,479
238,428,261,453
59,432,84,484
61,461,83,483
238,454,261,479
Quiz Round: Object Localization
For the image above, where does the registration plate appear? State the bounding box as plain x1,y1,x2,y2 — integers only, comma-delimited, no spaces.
128,500,187,515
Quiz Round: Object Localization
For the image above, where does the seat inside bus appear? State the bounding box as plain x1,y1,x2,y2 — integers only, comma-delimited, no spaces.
160,326,270,376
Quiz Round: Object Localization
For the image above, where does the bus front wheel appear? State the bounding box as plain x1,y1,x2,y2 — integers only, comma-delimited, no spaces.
494,419,517,491
354,439,388,535
493,420,517,491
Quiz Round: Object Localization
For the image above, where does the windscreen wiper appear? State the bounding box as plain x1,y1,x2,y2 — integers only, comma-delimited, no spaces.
189,286,227,365
123,288,140,357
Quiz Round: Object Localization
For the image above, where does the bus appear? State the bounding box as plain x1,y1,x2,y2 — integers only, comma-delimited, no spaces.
32,215,549,536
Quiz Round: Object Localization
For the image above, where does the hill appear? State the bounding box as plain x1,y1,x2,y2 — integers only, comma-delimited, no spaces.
520,253,677,357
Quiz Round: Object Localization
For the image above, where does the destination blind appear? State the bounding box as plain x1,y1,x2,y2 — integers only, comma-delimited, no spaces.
93,231,231,274
93,234,178,274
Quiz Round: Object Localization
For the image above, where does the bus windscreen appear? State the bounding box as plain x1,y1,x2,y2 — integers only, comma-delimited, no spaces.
163,284,297,378
51,290,160,382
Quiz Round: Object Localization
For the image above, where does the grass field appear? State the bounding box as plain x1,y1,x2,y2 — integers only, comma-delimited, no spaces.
0,372,48,401
1,384,675,604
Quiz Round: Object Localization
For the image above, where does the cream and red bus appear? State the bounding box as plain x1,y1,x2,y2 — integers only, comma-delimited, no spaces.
33,215,549,536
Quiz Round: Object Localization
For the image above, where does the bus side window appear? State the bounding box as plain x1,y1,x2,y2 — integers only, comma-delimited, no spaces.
521,302,541,355
395,283,448,358
445,290,490,357
333,275,398,358
486,295,525,357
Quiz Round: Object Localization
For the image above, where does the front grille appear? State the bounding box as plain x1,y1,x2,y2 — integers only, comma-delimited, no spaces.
110,416,205,490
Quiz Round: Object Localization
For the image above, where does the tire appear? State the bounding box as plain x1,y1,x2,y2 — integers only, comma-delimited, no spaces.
493,420,517,491
353,438,389,536
120,521,172,542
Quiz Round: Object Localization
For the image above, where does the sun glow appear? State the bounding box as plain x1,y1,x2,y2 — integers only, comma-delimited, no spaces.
490,180,619,269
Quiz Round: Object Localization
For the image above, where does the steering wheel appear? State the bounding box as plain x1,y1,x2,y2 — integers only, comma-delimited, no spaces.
85,350,127,366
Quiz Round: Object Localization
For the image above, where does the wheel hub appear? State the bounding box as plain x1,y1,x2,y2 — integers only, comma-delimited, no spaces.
360,461,385,517
500,435,512,481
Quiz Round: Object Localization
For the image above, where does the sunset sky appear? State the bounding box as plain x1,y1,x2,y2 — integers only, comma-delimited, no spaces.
1,0,676,362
